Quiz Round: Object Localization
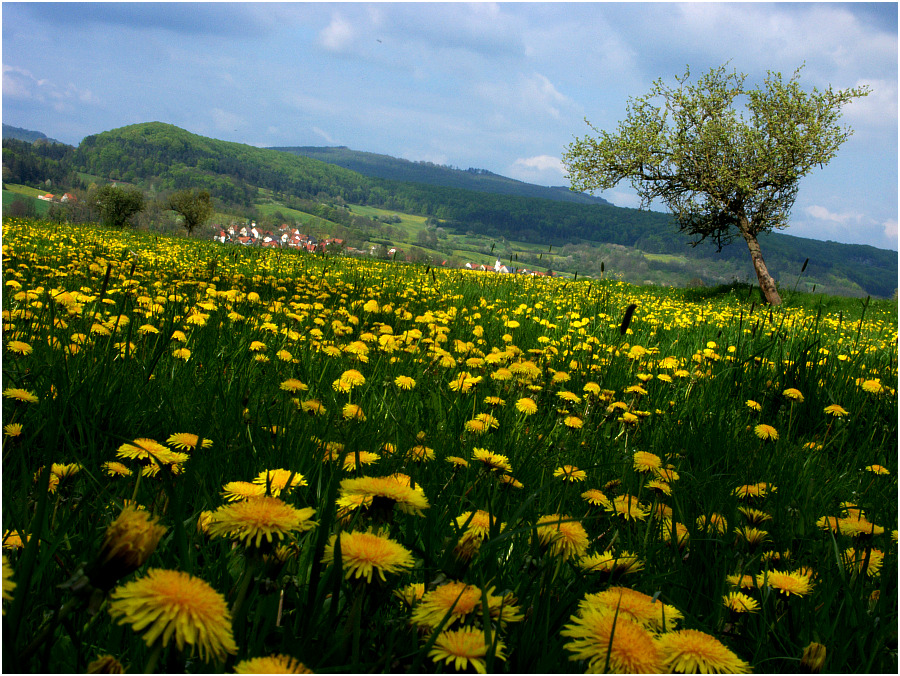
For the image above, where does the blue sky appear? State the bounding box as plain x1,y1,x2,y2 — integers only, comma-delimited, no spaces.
3,2,897,250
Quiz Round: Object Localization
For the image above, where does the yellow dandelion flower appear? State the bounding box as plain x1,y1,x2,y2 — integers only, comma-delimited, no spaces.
783,387,804,402
108,568,237,662
341,451,380,471
723,591,759,613
553,465,587,482
333,369,365,392
563,415,583,429
657,629,751,674
581,586,683,632
754,424,778,441
166,433,212,451
322,529,415,583
843,547,884,577
483,395,505,406
393,582,425,607
515,397,538,415
299,399,326,415
338,475,429,516
252,468,307,497
604,494,650,521
6,340,32,355
85,654,126,673
429,627,506,674
173,347,191,360
234,654,312,674
745,399,762,412
581,489,610,507
446,455,468,468
824,404,849,417
221,481,266,502
342,403,366,421
394,375,416,390
800,642,827,674
865,464,889,475
88,506,167,591
756,570,813,597
561,606,664,673
535,514,589,561
3,388,38,403
579,550,644,576
207,497,317,549
4,423,23,438
279,379,308,393
471,448,512,473
861,379,884,394
633,450,662,473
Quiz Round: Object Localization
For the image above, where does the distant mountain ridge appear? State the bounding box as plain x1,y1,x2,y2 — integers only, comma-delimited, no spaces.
2,123,65,146
270,145,612,207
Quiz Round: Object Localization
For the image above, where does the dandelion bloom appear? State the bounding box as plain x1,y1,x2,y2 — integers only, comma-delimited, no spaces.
446,456,468,468
279,379,308,393
411,581,520,629
580,586,683,632
723,591,760,613
656,629,751,674
406,445,434,462
471,448,512,473
221,481,266,502
561,606,664,673
696,513,729,535
824,404,849,417
6,340,32,355
737,507,772,525
394,375,416,390
499,474,524,489
563,415,583,429
756,570,813,597
252,469,307,497
166,433,212,452
817,514,884,537
342,403,366,421
865,464,889,475
4,424,23,438
801,642,827,674
754,424,778,441
515,397,538,415
633,451,662,473
733,482,776,500
860,379,884,394
429,627,506,674
173,347,191,361
234,654,312,674
745,399,762,412
782,387,804,402
322,529,415,583
454,510,505,553
843,547,884,577
393,582,425,607
581,489,610,507
579,550,644,576
535,514,589,561
275,349,294,362
333,369,365,392
3,388,38,403
300,399,326,416
341,451,380,471
108,568,237,662
207,497,317,549
604,494,650,521
338,475,429,516
554,465,587,482
88,506,167,591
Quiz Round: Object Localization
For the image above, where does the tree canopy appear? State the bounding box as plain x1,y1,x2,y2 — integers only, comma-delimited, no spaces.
563,64,870,304
168,189,214,234
90,185,145,229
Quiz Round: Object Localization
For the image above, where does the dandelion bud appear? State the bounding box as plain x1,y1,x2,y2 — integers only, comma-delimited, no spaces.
800,642,827,673
87,506,166,591
86,654,126,674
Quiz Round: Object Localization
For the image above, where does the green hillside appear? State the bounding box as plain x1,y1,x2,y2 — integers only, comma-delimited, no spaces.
271,145,611,206
2,121,896,298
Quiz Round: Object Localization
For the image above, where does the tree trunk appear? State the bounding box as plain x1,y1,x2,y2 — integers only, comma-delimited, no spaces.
738,217,782,305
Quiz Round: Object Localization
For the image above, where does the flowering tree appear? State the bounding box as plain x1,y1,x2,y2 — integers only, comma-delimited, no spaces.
563,65,870,304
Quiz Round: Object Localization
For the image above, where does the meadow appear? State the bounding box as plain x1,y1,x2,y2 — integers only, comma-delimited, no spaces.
1,217,897,674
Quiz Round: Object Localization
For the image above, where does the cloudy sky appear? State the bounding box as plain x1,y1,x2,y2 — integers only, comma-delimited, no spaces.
3,2,897,250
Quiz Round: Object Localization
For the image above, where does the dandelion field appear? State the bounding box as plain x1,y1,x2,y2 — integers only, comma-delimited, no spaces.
2,217,897,673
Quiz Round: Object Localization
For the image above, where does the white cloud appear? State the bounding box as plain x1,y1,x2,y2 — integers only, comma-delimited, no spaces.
804,205,863,226
513,155,565,174
882,219,898,247
319,14,355,53
2,65,93,104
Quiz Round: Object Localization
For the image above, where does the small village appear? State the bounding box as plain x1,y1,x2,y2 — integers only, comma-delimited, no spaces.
210,221,554,276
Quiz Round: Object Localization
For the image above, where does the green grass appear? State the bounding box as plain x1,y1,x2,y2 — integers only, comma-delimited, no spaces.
2,217,896,674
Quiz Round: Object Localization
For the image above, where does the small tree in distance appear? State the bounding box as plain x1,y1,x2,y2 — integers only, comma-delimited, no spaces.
168,189,214,235
91,185,145,229
563,64,870,305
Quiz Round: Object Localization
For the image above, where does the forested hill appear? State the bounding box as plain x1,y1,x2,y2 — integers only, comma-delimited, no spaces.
2,123,65,145
3,121,897,297
270,145,611,206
